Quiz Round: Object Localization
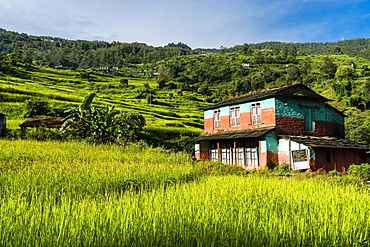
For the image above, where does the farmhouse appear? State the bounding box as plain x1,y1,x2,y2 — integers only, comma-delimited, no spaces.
191,83,370,172
0,113,6,136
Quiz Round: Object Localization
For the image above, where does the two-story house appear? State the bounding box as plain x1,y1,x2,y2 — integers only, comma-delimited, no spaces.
191,83,369,172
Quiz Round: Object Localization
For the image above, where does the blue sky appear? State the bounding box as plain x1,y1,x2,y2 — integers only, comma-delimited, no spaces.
1,0,370,48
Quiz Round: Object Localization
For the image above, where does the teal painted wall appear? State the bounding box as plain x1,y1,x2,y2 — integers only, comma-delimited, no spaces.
261,98,275,109
220,107,229,116
325,105,344,125
265,131,278,153
204,110,213,119
275,98,344,124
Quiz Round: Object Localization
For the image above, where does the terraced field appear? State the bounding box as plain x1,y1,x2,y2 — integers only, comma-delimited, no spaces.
0,66,207,130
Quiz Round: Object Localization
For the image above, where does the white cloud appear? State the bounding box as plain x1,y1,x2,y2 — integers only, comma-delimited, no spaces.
0,0,369,47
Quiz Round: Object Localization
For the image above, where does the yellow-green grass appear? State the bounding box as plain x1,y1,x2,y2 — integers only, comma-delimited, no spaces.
4,119,23,129
0,140,202,197
0,140,370,246
0,67,205,130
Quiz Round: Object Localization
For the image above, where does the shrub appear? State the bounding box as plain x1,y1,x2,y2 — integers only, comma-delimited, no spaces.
24,127,63,141
347,163,370,180
23,99,51,118
274,164,290,175
328,170,340,176
203,161,249,176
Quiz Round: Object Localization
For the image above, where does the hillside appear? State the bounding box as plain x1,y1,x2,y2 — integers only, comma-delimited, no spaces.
0,28,369,146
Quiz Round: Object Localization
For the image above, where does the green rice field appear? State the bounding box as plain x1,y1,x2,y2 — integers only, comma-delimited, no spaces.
0,140,370,246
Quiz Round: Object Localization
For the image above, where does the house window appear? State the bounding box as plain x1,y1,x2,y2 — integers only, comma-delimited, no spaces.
230,106,240,127
251,102,261,124
235,141,258,167
210,143,218,162
304,107,314,131
221,142,233,164
214,110,220,129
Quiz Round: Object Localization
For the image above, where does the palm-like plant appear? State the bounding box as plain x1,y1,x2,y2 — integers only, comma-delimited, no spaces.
60,93,145,144
60,93,96,138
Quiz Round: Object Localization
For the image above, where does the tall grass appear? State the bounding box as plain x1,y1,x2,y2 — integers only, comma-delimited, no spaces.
0,140,202,199
1,140,370,246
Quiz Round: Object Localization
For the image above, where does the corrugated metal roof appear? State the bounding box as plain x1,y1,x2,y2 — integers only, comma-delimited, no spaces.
280,135,370,150
190,127,275,141
203,84,329,110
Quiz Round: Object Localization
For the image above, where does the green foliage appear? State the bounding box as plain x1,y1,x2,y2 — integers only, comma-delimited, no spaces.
320,57,337,79
23,98,51,118
119,78,129,87
345,112,370,145
60,93,146,144
335,65,355,80
202,161,250,176
23,127,64,141
347,163,370,180
0,31,370,148
141,127,201,152
273,164,290,175
328,170,340,176
0,139,370,246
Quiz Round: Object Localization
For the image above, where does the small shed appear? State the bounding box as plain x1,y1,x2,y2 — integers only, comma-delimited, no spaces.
19,116,64,129
19,116,64,138
0,113,6,136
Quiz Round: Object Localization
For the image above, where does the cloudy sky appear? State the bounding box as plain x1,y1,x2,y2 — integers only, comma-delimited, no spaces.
1,0,370,48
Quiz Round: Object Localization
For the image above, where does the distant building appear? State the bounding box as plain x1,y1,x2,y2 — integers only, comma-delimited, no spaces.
99,67,109,72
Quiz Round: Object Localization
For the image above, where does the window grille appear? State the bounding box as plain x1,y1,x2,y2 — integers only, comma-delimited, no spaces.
214,110,220,129
230,106,240,127
251,103,261,124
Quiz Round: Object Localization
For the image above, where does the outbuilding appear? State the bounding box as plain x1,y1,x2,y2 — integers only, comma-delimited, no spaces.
0,113,6,136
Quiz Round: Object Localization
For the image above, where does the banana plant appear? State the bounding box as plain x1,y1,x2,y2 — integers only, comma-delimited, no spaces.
60,92,145,144
59,92,96,134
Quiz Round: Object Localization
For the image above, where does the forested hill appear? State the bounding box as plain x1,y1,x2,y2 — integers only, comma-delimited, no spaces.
247,39,370,57
2,28,370,68
0,28,369,146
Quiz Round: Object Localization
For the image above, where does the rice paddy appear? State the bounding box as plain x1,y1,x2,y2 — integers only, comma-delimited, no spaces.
0,139,369,246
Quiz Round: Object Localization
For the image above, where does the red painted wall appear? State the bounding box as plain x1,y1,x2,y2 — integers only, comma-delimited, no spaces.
204,118,213,132
205,107,275,133
276,116,345,137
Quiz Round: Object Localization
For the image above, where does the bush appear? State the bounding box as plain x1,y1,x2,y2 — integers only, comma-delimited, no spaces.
328,170,340,176
348,163,370,180
274,164,290,175
203,161,250,176
24,127,63,141
23,99,51,118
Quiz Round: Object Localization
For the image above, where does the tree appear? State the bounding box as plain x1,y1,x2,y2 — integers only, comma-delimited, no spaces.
345,112,370,145
119,78,129,88
331,46,343,55
240,43,252,55
335,65,355,80
320,57,337,79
